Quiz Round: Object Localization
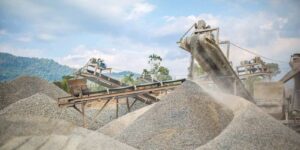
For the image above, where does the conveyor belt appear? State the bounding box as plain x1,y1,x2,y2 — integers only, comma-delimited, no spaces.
280,69,300,83
179,23,253,101
78,71,158,104
58,79,185,107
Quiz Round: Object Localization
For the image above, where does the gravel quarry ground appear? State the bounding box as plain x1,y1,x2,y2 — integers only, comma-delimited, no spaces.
111,80,300,150
0,77,299,150
115,81,234,150
99,103,156,137
0,76,147,130
0,115,136,150
0,93,85,126
0,76,68,109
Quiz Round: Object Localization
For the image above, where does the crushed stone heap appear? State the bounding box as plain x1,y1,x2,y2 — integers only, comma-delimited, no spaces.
196,90,300,150
113,80,300,150
116,80,234,150
0,93,83,126
0,76,67,109
0,115,136,150
99,103,156,137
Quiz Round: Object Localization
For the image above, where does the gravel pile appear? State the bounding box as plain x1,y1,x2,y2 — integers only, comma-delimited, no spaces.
114,80,300,150
0,92,147,130
0,93,84,126
99,103,156,137
0,115,136,150
195,91,300,150
116,80,234,150
0,76,67,109
89,98,147,130
1,133,136,150
0,115,79,146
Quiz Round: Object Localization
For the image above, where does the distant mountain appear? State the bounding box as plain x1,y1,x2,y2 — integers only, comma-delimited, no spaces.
104,71,140,80
0,52,75,82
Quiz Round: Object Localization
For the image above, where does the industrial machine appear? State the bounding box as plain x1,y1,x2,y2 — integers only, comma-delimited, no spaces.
67,78,89,97
178,20,253,101
178,20,300,128
281,54,300,121
236,57,272,80
58,58,185,127
78,57,112,76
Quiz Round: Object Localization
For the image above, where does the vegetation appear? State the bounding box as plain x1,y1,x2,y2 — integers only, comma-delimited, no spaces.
0,52,75,82
105,71,140,80
121,73,136,85
142,53,172,81
266,63,280,77
53,75,73,93
243,62,280,95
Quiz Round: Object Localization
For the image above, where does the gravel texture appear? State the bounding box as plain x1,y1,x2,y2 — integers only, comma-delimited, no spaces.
1,134,136,150
88,98,147,130
116,80,234,150
0,76,147,130
0,93,84,126
0,115,136,150
196,90,300,150
0,76,68,109
0,115,80,146
98,103,156,137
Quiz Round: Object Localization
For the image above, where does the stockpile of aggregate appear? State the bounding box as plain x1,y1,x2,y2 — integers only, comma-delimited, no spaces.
0,115,78,146
0,115,136,150
0,93,84,126
99,103,156,137
1,133,136,150
0,91,148,130
116,80,234,150
0,76,67,109
88,98,147,130
113,80,300,150
196,91,300,150
0,76,148,130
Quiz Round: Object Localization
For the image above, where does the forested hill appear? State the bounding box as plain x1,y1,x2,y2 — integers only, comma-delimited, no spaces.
0,52,75,82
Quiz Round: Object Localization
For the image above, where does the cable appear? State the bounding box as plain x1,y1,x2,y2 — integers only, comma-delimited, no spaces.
230,42,289,64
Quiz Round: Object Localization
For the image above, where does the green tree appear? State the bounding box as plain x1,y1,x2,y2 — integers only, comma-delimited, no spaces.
142,54,172,81
266,63,280,77
53,75,73,93
122,73,136,85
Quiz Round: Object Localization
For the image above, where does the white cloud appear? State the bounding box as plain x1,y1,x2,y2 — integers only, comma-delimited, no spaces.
126,2,155,20
0,29,7,36
16,35,32,42
36,33,56,41
153,14,219,37
56,36,190,77
152,12,298,77
0,44,44,57
65,0,155,21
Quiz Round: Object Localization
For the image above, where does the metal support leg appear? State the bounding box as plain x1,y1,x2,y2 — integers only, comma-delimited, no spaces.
129,98,138,110
126,97,130,112
116,97,119,118
91,99,111,125
81,102,87,128
233,79,237,96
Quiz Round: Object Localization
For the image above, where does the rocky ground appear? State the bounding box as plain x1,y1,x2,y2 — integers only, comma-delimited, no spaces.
0,77,299,150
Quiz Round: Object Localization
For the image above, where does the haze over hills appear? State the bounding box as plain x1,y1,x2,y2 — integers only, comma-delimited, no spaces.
104,71,140,80
0,52,140,82
0,52,75,82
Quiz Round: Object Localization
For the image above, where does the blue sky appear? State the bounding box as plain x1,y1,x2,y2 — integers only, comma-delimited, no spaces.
0,0,299,79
